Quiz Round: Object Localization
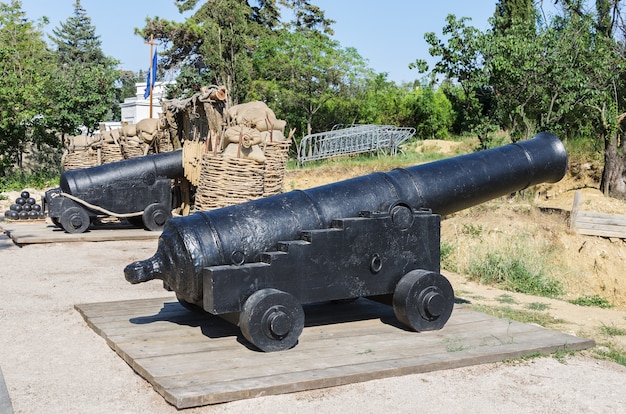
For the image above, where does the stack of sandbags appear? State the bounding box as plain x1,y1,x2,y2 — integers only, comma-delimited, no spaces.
222,101,289,163
62,134,102,170
97,129,124,164
222,125,266,162
63,134,100,152
118,118,171,158
193,98,293,211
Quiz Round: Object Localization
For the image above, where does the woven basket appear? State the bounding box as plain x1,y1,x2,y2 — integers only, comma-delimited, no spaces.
155,132,174,153
101,141,124,164
194,155,265,211
262,140,291,197
62,148,99,170
120,139,148,159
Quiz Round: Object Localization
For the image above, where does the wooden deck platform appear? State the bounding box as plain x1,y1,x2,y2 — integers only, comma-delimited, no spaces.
0,221,160,245
76,296,595,409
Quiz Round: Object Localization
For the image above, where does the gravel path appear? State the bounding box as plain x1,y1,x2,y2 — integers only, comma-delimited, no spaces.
1,225,625,413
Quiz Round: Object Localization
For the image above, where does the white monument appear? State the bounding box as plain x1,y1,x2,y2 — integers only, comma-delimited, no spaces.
120,81,173,124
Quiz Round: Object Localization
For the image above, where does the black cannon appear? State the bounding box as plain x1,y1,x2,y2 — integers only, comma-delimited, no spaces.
125,132,568,352
44,150,183,233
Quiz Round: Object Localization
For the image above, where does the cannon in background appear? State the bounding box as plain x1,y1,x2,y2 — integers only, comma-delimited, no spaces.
125,132,568,352
44,150,183,233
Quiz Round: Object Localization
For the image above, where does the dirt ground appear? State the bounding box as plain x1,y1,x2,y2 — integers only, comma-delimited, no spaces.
2,143,626,412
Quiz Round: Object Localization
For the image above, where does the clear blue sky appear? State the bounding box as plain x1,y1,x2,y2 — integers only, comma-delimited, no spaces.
20,1,557,84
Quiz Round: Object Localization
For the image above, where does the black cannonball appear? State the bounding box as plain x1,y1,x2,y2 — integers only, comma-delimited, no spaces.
4,210,10,218
32,204,42,212
18,211,29,220
26,197,36,205
22,203,32,212
7,210,19,220
28,211,39,220
10,203,22,212
15,197,26,205
20,191,30,199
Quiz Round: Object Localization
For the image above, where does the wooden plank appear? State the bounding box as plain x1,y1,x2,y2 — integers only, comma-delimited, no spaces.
1,222,160,245
573,221,626,238
577,212,626,224
76,297,595,409
575,219,626,230
569,191,626,239
163,334,589,408
132,321,544,383
569,190,581,229
574,228,626,238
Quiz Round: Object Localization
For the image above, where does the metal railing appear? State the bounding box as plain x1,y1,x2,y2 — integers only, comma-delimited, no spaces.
297,124,415,165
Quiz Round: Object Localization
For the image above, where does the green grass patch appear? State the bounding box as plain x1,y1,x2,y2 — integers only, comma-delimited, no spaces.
496,294,516,304
568,295,613,309
471,305,564,328
0,168,60,191
599,324,626,337
593,345,626,367
440,241,454,265
526,302,550,311
468,251,563,298
441,241,458,272
461,223,483,238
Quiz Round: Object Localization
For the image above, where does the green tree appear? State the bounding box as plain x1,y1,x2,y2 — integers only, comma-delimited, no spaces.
249,29,369,136
423,1,626,198
574,0,626,197
353,73,411,126
405,83,455,140
116,69,143,102
0,0,56,175
140,0,282,103
415,15,496,146
539,0,626,197
284,0,335,34
485,7,543,140
493,0,535,34
50,0,105,65
48,0,119,134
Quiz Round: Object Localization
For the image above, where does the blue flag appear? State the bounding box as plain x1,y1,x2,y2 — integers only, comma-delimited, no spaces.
151,50,157,86
143,71,151,99
143,50,158,99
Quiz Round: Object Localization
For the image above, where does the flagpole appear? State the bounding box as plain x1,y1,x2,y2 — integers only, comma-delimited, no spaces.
144,35,158,118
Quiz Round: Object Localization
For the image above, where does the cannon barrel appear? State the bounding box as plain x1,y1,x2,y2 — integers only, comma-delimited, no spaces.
125,132,567,306
59,150,183,195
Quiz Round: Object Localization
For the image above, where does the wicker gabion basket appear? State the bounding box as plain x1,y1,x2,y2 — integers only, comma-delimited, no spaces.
192,139,291,211
120,138,149,159
155,132,174,153
194,155,266,210
262,140,291,197
62,148,100,170
100,141,124,164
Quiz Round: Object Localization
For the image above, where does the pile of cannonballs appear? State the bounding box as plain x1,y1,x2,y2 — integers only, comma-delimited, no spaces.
4,191,44,221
